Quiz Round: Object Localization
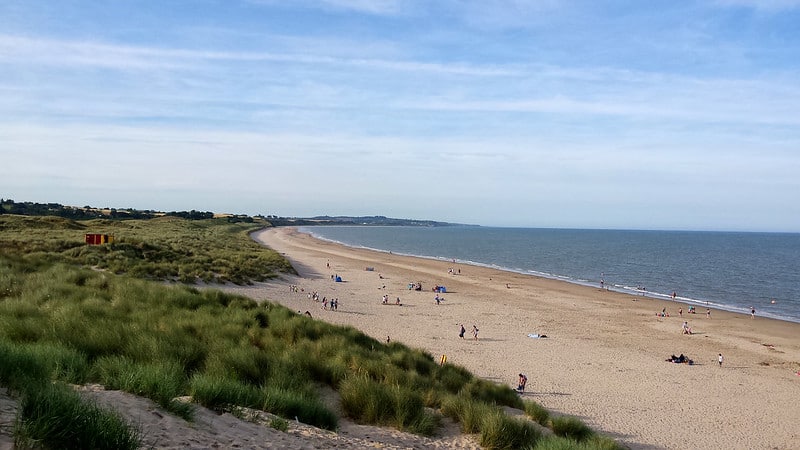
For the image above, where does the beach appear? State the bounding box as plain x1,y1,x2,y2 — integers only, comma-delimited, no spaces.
221,227,800,450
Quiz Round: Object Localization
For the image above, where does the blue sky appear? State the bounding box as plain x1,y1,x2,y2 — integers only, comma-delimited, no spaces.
2,0,799,231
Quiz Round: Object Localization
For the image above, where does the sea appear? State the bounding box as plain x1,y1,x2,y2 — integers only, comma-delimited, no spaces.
299,226,800,324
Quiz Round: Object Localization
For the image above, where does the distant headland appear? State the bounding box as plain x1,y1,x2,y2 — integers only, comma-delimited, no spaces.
0,199,464,227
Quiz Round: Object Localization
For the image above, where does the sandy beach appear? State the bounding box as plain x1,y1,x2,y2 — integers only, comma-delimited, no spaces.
3,225,797,449
218,227,800,450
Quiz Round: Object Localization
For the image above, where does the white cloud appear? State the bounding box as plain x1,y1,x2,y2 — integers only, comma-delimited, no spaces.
0,34,517,76
714,0,800,11
320,0,408,15
245,0,411,16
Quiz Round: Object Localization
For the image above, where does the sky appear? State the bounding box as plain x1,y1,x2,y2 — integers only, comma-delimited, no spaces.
2,0,799,232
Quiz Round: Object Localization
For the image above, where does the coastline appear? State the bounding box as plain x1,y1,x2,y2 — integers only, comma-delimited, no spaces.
300,226,800,325
228,227,800,449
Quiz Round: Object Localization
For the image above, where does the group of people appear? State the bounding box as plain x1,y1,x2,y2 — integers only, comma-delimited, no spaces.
382,294,402,305
458,324,479,340
289,287,341,312
666,353,694,364
322,297,339,311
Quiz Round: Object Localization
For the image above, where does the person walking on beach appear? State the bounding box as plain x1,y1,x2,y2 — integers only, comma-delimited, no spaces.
472,325,479,340
718,353,724,367
459,324,466,339
706,308,711,319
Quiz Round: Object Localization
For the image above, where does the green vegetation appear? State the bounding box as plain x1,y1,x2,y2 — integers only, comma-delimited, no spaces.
0,214,293,284
0,214,623,449
533,434,626,450
524,399,551,426
269,416,289,432
550,416,596,442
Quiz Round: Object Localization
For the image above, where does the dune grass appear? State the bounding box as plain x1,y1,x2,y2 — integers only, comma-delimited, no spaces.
479,409,543,450
533,434,626,450
550,416,596,442
0,215,623,448
0,215,293,285
14,383,141,450
524,399,551,426
0,341,141,450
339,374,439,435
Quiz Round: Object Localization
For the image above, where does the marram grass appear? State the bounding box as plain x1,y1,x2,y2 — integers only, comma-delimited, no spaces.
550,416,596,442
524,399,551,426
0,215,623,448
14,383,141,450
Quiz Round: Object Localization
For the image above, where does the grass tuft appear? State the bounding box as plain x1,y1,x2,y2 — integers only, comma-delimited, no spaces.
478,410,542,450
270,416,289,432
93,356,193,420
524,399,551,426
440,393,497,434
190,374,265,411
550,416,596,442
14,383,140,450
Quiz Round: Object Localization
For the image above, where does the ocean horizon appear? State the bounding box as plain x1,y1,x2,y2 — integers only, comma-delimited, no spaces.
300,225,800,324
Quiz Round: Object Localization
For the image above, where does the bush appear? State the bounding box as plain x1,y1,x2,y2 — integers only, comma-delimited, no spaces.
550,416,595,442
14,383,140,450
